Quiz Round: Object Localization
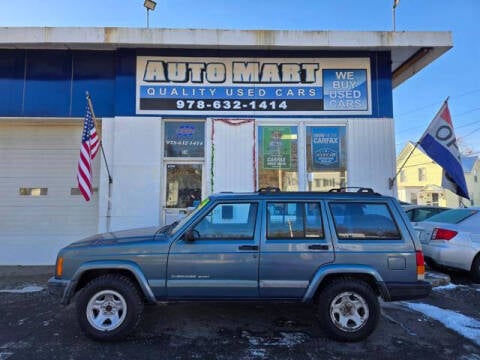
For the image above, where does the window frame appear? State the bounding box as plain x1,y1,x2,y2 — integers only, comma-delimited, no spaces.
329,201,402,241
190,201,259,240
266,201,325,240
418,167,426,181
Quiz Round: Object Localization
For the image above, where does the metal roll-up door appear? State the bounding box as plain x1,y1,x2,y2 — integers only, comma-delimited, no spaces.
0,121,100,265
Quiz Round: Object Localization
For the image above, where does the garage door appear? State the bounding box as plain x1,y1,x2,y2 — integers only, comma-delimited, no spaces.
0,121,100,265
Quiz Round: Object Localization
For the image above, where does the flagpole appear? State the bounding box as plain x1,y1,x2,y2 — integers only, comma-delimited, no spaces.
85,91,113,232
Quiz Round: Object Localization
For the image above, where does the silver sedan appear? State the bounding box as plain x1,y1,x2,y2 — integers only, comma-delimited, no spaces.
415,207,480,282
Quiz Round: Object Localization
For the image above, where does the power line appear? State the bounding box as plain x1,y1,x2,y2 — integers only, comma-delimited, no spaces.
396,106,480,136
395,88,480,117
459,126,480,140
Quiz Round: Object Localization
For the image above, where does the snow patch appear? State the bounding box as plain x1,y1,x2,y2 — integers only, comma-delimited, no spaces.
433,283,459,291
249,348,266,358
241,330,309,348
405,302,480,346
458,355,480,360
0,352,14,360
0,286,44,293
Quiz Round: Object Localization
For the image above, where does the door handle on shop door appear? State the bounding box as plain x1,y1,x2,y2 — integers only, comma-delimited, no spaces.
238,245,259,251
308,244,329,250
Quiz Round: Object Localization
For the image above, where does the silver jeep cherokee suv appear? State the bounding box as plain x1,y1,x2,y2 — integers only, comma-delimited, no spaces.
48,187,430,342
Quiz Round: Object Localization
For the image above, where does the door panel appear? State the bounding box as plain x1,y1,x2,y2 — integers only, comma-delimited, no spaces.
167,202,260,298
259,201,334,298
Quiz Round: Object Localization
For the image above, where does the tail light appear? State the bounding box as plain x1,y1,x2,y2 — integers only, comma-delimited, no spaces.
431,228,457,241
416,250,425,280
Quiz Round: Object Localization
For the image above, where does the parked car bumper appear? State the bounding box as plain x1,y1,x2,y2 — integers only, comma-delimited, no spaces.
384,281,431,301
422,243,472,271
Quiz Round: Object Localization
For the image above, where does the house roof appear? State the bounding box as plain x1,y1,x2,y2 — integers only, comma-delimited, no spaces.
461,156,478,173
0,27,452,88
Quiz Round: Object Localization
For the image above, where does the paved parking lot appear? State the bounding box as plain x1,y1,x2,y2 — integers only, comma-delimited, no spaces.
0,267,479,360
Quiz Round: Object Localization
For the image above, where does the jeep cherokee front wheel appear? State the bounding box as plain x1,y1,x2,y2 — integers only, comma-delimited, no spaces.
76,274,144,341
317,279,380,342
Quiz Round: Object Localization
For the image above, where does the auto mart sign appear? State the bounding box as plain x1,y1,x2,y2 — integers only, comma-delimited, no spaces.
136,56,371,116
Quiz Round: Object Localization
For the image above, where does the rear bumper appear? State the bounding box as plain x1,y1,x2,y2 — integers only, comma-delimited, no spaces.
383,281,431,301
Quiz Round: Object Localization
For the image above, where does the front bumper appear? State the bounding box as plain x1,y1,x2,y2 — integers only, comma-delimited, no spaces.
384,281,432,301
47,277,71,304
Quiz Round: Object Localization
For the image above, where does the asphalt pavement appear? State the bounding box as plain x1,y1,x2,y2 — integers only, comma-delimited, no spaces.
1,266,479,360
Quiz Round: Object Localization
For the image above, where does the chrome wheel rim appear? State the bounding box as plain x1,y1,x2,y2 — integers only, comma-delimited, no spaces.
86,290,127,332
330,291,369,332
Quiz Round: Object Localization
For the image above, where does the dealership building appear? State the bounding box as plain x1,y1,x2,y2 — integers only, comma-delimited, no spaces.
0,27,451,264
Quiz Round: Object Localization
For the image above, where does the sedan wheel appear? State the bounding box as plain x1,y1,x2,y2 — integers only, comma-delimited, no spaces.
471,255,480,283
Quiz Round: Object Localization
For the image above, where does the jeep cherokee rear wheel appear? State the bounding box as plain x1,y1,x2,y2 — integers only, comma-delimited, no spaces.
317,279,380,342
76,274,144,341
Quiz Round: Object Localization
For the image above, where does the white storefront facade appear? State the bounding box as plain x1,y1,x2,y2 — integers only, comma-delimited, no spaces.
0,28,452,264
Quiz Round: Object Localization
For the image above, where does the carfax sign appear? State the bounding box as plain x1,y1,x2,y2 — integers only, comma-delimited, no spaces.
311,127,343,170
136,56,371,116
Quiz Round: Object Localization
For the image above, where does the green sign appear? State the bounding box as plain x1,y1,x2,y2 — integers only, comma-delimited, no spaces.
262,127,292,170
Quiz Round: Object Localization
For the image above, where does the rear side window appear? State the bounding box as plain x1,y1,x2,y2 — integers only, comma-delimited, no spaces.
426,209,478,224
267,202,324,239
330,202,401,240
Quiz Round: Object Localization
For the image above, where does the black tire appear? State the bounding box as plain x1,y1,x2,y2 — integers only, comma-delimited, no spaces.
75,274,144,341
471,254,480,283
316,279,380,342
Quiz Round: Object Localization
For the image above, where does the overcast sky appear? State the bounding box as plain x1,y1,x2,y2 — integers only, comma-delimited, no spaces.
1,0,478,155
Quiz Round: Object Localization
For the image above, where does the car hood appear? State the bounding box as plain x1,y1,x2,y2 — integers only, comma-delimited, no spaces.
67,226,163,248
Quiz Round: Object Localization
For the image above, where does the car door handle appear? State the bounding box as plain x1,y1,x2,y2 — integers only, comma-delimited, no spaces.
238,245,259,251
308,244,329,250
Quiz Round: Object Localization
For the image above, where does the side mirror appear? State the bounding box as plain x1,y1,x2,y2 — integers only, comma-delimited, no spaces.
183,229,197,242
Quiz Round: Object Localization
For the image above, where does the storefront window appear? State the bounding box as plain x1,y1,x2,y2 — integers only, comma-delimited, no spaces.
306,126,347,191
166,164,202,208
258,126,298,191
164,121,205,158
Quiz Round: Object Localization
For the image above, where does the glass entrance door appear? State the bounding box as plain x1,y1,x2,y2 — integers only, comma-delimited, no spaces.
164,163,203,225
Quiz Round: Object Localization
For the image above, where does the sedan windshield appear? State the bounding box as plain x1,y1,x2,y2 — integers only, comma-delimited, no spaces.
425,209,478,224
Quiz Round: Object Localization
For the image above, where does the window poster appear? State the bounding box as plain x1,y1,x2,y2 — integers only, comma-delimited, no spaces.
310,126,346,171
262,126,292,170
164,122,205,157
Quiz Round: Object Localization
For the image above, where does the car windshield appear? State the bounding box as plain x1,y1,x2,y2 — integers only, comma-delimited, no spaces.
425,208,478,224
169,197,210,235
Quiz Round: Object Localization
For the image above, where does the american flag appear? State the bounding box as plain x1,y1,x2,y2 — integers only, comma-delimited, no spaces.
77,103,100,201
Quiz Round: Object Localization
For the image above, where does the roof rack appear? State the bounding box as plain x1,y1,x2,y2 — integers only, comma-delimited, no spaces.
258,187,281,193
328,187,379,194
